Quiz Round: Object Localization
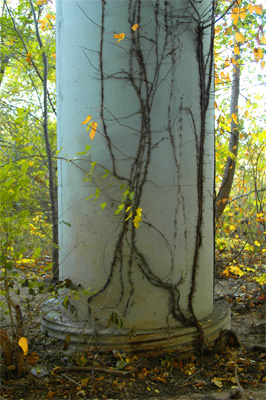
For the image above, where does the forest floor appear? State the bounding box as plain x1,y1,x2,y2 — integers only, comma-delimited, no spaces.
0,255,265,400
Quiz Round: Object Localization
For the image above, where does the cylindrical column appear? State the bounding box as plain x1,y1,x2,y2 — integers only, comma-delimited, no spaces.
42,0,230,354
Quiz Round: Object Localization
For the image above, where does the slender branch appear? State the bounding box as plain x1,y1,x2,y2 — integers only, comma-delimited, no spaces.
227,188,266,204
204,0,239,29
58,365,133,376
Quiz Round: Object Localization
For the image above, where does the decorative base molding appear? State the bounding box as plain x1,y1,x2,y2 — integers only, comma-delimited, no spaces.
41,299,230,356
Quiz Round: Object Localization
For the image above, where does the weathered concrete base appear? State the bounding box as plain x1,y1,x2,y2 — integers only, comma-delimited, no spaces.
41,299,230,356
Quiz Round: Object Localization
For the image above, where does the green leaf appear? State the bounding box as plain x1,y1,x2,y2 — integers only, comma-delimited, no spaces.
32,247,41,258
93,188,100,201
100,202,107,211
115,204,124,215
116,360,128,370
85,187,100,201
61,220,71,227
55,147,63,155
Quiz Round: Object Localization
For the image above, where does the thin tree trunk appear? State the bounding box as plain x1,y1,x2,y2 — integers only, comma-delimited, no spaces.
216,51,240,219
29,0,59,280
42,51,59,281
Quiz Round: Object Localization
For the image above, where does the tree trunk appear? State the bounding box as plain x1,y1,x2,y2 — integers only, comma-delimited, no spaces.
216,51,241,219
29,0,59,280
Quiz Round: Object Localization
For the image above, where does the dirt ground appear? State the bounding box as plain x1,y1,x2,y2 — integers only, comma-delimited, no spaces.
0,277,265,400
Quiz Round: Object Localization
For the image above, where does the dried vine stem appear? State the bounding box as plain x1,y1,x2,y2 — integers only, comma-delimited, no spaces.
82,0,216,348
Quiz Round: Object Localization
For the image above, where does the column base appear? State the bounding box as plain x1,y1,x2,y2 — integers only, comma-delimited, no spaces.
41,299,230,356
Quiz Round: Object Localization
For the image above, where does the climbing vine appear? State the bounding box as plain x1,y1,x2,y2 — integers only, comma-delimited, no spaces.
67,0,218,350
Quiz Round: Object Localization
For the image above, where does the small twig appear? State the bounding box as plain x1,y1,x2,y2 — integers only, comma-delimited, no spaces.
61,374,87,399
234,365,244,392
58,365,133,376
61,373,82,386
183,368,203,383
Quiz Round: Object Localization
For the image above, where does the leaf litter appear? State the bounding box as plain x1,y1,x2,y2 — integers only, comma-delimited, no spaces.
0,253,265,399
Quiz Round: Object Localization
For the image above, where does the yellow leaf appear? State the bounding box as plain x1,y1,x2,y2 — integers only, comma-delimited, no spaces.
47,391,56,399
81,115,92,125
254,5,263,15
89,122,98,140
27,351,39,364
113,33,125,43
125,211,133,221
212,377,223,388
81,377,90,386
235,32,245,44
25,52,32,65
239,7,246,20
229,265,244,276
136,207,142,217
247,4,254,13
38,19,47,31
261,61,265,69
258,48,263,60
132,24,139,31
220,71,230,82
254,47,263,62
215,26,221,35
261,36,266,44
18,337,28,356
133,207,142,229
133,217,142,229
234,45,240,55
154,376,167,383
75,355,87,366
231,113,238,124
231,8,239,25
